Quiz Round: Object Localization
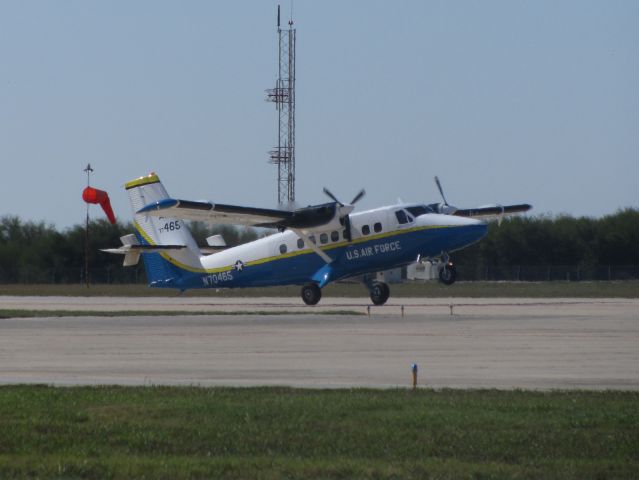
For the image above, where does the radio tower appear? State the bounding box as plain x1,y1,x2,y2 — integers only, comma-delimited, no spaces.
267,5,296,206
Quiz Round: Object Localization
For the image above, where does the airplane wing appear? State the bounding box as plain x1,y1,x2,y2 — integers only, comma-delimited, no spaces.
431,177,532,220
453,203,532,219
137,198,339,230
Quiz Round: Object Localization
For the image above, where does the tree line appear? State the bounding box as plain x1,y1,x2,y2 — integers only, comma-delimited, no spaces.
452,208,639,280
453,208,639,265
0,209,637,284
0,218,259,284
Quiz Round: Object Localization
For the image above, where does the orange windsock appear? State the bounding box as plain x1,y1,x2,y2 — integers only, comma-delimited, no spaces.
82,186,116,224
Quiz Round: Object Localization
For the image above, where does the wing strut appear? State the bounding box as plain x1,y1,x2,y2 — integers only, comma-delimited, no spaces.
291,229,332,264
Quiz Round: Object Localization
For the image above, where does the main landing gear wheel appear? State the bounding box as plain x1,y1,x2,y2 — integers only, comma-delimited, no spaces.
301,284,322,306
438,262,457,285
370,281,390,306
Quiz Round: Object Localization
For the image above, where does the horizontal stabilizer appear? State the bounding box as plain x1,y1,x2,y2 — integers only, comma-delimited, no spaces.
101,233,186,266
101,244,186,253
206,234,227,247
198,234,228,254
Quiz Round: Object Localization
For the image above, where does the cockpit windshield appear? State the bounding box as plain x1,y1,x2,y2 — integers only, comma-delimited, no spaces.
405,205,437,217
395,209,409,225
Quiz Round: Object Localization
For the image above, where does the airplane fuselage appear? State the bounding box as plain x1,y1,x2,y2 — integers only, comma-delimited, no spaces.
143,204,487,290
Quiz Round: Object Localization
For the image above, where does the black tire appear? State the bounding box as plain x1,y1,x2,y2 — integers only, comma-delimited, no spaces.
370,281,390,306
301,284,322,305
439,263,457,285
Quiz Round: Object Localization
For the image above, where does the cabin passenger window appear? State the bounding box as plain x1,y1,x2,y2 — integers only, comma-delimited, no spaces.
320,233,328,244
395,210,408,225
374,222,382,233
279,244,287,254
331,231,339,242
309,235,316,244
362,225,371,235
297,238,304,249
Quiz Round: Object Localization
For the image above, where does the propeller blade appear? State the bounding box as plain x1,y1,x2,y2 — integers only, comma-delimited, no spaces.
322,187,343,206
434,176,449,206
350,189,366,205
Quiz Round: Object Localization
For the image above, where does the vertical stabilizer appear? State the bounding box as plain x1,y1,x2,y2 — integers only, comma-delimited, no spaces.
125,173,202,288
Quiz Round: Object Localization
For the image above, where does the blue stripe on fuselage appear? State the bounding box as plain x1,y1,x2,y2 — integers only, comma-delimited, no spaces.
147,222,486,290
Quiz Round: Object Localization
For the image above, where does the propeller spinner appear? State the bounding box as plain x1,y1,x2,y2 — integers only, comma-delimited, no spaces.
433,176,458,215
322,187,366,241
322,187,366,207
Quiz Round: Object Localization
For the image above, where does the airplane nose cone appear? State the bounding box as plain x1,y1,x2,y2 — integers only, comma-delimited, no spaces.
444,216,488,249
463,220,488,246
469,220,488,242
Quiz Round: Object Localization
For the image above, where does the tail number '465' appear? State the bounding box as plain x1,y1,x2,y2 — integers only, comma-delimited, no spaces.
160,221,181,233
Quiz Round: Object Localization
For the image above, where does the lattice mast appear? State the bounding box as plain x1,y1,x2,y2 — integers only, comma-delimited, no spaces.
266,5,296,205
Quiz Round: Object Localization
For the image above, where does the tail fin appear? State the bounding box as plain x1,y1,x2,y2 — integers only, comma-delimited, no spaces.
125,173,202,289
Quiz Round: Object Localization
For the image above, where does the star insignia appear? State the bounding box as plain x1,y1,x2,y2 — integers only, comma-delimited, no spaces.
234,260,244,272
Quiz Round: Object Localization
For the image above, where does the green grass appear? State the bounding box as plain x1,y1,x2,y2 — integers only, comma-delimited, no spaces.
1,280,639,298
0,386,637,479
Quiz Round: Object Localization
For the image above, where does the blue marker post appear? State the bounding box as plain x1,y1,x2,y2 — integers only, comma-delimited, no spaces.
411,363,418,390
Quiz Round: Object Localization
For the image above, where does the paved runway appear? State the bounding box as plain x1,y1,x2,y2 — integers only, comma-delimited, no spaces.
1,297,638,389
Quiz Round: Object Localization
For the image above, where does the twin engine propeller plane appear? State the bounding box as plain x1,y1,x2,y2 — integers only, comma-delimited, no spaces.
105,173,531,305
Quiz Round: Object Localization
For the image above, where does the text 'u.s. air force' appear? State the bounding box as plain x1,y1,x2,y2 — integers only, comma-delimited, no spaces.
345,240,401,260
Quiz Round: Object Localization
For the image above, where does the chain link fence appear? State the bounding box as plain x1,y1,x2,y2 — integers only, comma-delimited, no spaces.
1,264,638,285
0,266,146,285
456,265,639,282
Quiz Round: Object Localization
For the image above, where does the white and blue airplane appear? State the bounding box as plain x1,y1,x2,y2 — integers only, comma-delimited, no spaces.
105,173,531,305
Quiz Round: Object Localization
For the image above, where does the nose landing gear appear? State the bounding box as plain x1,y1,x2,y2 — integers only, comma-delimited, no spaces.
438,261,457,285
434,252,457,285
436,252,457,285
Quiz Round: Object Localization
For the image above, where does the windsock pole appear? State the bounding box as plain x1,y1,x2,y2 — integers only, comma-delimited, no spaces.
83,163,93,288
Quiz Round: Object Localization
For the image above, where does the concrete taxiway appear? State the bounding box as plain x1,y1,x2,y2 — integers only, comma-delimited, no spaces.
0,296,638,389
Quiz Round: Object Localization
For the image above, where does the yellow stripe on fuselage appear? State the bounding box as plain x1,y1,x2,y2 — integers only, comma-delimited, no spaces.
248,223,449,266
133,221,218,274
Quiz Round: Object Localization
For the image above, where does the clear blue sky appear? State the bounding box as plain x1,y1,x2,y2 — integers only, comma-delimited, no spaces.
1,1,637,229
